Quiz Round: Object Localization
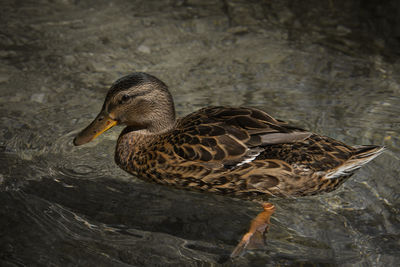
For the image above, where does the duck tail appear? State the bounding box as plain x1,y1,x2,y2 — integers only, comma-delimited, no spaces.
325,145,385,179
352,145,386,162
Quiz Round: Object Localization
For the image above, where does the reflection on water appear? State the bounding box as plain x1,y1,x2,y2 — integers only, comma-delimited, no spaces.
1,0,399,266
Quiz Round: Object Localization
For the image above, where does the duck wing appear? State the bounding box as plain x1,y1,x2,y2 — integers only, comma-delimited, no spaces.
171,106,311,168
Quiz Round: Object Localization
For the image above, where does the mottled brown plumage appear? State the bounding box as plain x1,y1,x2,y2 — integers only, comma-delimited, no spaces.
74,72,385,201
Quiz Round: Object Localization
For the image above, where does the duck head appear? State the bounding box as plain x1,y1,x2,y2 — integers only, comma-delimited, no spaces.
73,72,176,146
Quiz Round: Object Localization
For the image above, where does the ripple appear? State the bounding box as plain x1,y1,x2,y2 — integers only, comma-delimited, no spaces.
48,159,109,181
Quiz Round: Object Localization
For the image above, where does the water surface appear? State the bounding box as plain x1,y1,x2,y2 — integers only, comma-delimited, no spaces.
1,0,399,266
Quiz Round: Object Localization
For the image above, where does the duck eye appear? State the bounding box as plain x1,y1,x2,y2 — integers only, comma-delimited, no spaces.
120,94,130,104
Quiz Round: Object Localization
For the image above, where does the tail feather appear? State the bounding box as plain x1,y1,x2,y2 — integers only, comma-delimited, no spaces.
352,145,386,159
326,145,385,179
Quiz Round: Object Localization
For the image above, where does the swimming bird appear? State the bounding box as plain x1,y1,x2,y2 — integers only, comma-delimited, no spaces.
73,72,385,257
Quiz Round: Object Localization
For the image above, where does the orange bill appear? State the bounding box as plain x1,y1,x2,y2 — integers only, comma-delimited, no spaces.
73,111,117,146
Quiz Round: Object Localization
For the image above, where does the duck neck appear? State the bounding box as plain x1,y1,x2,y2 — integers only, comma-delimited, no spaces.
146,108,176,134
140,90,176,134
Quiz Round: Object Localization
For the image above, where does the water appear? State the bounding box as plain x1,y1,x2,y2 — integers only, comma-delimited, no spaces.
1,0,399,266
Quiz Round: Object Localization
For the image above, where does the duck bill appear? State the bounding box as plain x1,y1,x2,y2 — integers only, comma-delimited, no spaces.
73,111,118,146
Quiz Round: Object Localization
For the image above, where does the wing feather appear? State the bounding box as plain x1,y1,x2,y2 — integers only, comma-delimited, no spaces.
172,106,311,167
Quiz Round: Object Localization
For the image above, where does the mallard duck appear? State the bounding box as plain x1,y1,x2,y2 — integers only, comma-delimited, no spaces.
73,72,384,256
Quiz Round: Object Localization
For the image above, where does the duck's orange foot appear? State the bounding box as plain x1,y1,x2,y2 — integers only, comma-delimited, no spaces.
231,203,275,258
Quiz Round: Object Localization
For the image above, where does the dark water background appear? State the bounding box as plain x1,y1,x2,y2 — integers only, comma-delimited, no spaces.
1,0,399,266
